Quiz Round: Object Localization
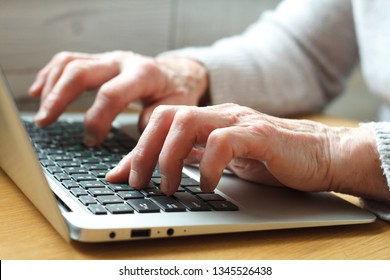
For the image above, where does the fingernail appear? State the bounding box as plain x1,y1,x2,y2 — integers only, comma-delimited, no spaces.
129,169,140,188
35,109,48,124
29,81,40,94
83,132,97,147
160,175,170,194
106,164,120,177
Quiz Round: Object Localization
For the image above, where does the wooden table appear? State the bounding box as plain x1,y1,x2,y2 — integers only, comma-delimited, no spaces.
1,114,389,260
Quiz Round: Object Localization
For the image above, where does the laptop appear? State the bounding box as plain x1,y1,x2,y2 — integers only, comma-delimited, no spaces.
0,68,376,243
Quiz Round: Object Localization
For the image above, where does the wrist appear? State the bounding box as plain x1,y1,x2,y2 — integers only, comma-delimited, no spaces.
156,56,209,106
330,127,390,202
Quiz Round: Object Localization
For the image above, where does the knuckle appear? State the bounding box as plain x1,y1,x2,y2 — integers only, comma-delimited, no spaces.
174,107,198,125
111,50,126,57
98,83,122,102
252,121,277,137
108,50,129,61
54,51,73,63
150,105,174,120
208,128,231,146
63,60,88,84
140,59,159,75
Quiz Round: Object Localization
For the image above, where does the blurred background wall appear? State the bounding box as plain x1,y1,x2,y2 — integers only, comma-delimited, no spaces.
0,0,382,121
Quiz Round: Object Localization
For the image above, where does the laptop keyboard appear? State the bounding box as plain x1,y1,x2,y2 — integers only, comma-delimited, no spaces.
24,120,239,215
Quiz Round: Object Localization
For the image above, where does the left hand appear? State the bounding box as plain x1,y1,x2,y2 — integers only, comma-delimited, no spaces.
106,103,389,202
28,51,208,146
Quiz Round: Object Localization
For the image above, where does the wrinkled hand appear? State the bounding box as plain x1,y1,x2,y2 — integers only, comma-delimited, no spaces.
29,51,208,146
107,103,389,202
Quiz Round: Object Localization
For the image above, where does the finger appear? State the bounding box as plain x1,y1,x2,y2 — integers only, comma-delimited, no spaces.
40,52,95,100
138,93,198,132
184,146,205,165
29,52,92,98
127,105,180,189
83,70,150,146
199,126,272,192
35,59,119,127
157,107,227,195
29,67,50,97
105,153,132,183
29,54,66,97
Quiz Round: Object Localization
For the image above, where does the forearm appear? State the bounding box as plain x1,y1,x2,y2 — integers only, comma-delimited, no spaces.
160,0,358,116
329,126,390,202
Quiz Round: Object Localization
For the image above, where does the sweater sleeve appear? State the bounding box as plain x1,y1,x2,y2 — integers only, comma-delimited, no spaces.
360,122,390,222
160,0,358,116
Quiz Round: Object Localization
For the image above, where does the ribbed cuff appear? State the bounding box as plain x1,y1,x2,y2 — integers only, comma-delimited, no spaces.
359,122,390,221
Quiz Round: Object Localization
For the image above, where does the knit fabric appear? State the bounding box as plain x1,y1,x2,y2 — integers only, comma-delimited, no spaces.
360,122,390,220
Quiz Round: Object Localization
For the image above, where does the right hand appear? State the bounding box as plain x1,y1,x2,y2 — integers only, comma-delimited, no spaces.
28,51,209,146
107,103,389,203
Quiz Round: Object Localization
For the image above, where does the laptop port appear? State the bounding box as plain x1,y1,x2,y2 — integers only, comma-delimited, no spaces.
131,229,151,238
167,228,174,236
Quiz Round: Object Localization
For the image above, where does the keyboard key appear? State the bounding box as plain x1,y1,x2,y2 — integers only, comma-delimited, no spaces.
175,186,186,192
46,149,65,156
70,188,89,197
54,173,71,182
64,167,89,175
197,193,226,201
117,190,143,200
62,180,80,189
150,196,186,212
141,188,165,197
41,160,56,167
127,199,161,213
174,192,211,211
185,186,212,195
79,196,97,205
81,157,101,164
180,177,199,186
72,174,97,181
106,204,134,214
88,204,107,215
58,161,80,168
88,188,114,196
83,163,109,170
96,195,124,205
46,166,63,174
80,181,106,189
51,155,73,161
107,183,134,192
90,170,106,178
73,151,94,159
152,166,161,178
151,177,162,185
208,201,239,211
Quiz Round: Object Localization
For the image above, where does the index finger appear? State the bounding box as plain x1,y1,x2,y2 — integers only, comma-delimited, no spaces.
35,59,119,127
126,105,181,189
29,52,93,97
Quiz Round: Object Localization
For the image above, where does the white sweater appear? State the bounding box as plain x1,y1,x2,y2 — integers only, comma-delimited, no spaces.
162,0,390,220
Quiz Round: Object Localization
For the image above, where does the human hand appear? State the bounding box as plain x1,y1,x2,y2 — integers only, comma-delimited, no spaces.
29,51,208,146
106,103,390,202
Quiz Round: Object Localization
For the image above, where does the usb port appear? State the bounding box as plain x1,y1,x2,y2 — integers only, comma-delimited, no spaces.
131,229,151,238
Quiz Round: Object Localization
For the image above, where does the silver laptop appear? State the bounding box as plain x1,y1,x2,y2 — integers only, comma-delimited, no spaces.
0,68,376,243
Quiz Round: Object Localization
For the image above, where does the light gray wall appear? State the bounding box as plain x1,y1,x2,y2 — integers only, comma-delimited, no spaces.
0,0,380,121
